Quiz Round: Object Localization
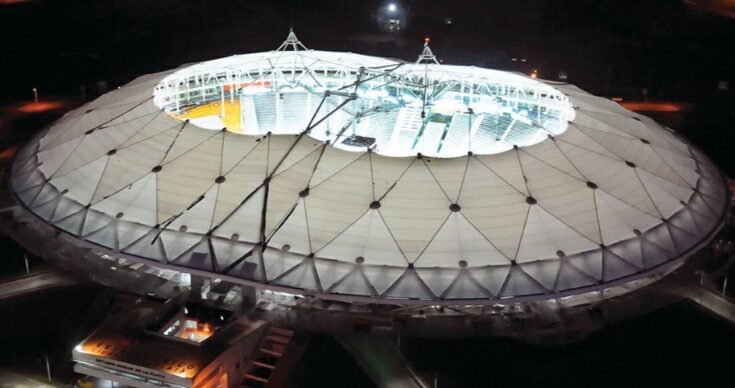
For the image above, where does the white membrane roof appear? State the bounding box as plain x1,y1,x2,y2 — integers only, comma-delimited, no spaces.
10,33,728,304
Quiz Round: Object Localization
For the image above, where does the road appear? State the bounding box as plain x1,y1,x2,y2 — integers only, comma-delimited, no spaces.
0,269,79,301
0,369,56,388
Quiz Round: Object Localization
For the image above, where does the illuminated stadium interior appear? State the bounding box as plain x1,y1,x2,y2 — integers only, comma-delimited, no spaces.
153,32,574,157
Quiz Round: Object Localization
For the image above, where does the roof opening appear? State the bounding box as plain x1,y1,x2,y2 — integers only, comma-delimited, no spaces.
153,31,574,158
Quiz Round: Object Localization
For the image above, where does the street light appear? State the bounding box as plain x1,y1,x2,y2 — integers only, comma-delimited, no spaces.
388,3,397,12
32,87,38,104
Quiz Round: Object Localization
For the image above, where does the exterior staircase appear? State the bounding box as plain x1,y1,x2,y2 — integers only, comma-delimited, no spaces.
242,326,306,387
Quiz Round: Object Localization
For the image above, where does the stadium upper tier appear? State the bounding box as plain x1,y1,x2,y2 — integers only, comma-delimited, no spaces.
8,32,729,305
153,34,573,158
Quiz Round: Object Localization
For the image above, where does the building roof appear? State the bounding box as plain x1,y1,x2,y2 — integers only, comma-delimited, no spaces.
10,32,728,304
72,299,263,386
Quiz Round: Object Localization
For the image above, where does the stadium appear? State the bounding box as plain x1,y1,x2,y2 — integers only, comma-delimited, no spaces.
5,31,729,324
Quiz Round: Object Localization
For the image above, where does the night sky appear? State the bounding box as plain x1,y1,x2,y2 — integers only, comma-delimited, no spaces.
1,1,733,97
1,0,734,169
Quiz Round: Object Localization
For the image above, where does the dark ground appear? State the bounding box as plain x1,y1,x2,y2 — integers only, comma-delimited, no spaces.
3,285,735,388
0,284,113,385
287,334,374,388
403,301,735,388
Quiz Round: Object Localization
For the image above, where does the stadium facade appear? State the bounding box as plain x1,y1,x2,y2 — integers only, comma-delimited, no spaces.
5,32,729,316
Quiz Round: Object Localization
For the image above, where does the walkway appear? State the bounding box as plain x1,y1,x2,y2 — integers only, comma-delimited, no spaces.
685,286,735,323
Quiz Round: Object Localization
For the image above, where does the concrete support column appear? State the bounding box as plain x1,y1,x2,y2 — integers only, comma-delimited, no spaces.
190,275,207,301
241,285,257,311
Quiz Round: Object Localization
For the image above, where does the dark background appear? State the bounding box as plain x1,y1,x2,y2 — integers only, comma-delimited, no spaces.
1,2,735,387
1,1,733,98
1,0,734,171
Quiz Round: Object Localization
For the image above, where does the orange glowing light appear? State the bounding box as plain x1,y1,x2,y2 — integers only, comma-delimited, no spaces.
78,338,202,379
0,146,18,161
0,0,38,4
619,101,688,112
424,36,430,44
685,0,735,19
16,100,64,114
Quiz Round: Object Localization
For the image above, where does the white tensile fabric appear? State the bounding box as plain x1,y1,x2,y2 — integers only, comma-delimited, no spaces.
10,46,728,304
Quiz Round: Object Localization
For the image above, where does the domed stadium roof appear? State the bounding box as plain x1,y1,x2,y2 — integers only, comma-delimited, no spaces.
9,32,728,304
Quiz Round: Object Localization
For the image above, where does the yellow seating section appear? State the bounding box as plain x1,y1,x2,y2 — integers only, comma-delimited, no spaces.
173,99,244,134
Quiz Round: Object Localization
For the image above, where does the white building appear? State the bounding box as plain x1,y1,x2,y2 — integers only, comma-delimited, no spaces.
8,31,728,309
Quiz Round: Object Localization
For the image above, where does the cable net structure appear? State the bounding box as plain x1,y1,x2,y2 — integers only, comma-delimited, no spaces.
9,32,729,305
153,31,573,157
